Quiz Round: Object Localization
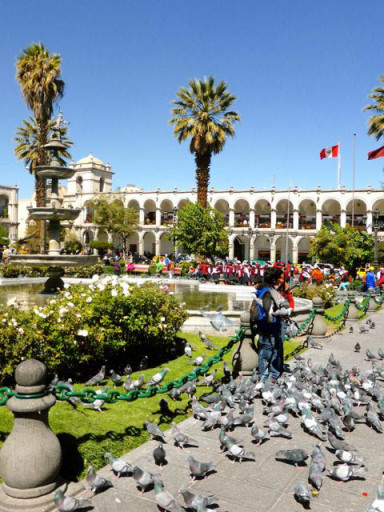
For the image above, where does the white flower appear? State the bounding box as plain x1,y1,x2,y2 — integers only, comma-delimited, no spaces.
111,289,118,297
64,283,71,289
59,308,68,316
17,327,24,334
92,274,99,281
86,297,92,303
64,292,71,299
160,317,166,322
97,284,105,291
77,329,89,337
76,314,82,318
67,302,74,308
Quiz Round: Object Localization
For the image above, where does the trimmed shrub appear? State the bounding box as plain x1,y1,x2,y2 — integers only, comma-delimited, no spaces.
292,282,336,308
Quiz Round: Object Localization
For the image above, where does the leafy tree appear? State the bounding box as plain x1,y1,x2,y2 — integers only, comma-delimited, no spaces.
168,202,228,260
16,42,64,206
364,76,384,140
64,232,82,254
88,196,138,257
14,116,72,174
169,76,240,208
0,225,9,246
21,221,42,254
309,223,374,271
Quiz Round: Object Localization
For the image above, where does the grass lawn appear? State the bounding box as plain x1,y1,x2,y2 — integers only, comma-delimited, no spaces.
0,301,357,482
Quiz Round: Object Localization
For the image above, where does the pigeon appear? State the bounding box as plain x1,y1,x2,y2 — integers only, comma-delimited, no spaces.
328,463,367,481
110,369,122,387
85,365,105,386
123,363,132,375
366,403,383,433
50,373,59,387
144,421,166,442
268,416,292,438
366,349,378,361
250,424,267,446
328,432,357,452
367,485,384,512
191,397,209,419
294,353,305,362
123,375,133,392
354,342,361,353
53,489,93,511
360,325,369,334
275,449,308,467
233,407,254,427
216,304,224,312
188,455,215,480
308,336,323,350
223,361,231,380
193,355,205,366
370,321,376,329
184,343,193,358
153,443,166,466
104,452,132,477
349,326,354,333
132,465,154,494
198,331,218,350
179,488,217,511
225,438,256,462
148,368,170,387
219,426,239,451
202,369,217,387
86,466,112,494
308,461,324,491
171,422,198,449
378,348,384,360
131,374,145,390
56,378,80,408
335,449,367,464
293,481,311,507
85,386,109,412
210,312,235,332
154,477,183,512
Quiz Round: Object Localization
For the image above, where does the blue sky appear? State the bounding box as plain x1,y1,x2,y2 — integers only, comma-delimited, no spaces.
1,0,384,198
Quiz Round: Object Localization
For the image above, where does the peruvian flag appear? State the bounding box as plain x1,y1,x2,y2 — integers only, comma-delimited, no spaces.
320,145,339,160
368,145,384,160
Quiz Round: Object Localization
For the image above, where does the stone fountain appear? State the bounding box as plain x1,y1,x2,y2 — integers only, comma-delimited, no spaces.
9,113,97,293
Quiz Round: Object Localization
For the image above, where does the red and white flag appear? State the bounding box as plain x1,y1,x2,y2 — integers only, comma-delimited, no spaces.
320,145,339,160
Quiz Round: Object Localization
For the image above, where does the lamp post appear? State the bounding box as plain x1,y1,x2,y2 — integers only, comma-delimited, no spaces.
172,206,178,260
373,208,380,272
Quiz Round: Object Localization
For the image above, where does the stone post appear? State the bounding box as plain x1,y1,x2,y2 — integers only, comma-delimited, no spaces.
0,359,65,512
310,296,327,338
367,287,377,312
346,291,359,322
232,311,258,376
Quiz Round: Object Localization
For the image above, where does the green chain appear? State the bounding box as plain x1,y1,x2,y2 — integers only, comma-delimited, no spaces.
354,296,370,311
324,299,351,321
283,309,315,342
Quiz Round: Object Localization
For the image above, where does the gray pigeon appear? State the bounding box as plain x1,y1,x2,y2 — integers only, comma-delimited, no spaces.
328,463,367,481
188,455,215,480
86,466,112,494
184,343,193,358
354,342,361,353
53,489,93,511
132,465,154,494
198,331,218,350
308,461,324,491
171,422,198,449
193,355,205,366
123,363,132,375
335,449,366,464
293,481,311,507
148,368,170,386
366,349,378,361
154,477,183,511
179,488,216,511
275,449,308,467
153,443,166,466
110,369,122,387
366,402,383,433
144,421,166,442
85,365,105,386
250,423,267,446
328,432,357,452
225,438,256,462
308,336,323,350
104,452,132,477
85,386,109,412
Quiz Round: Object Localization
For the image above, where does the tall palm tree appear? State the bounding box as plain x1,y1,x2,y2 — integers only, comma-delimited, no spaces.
364,76,384,140
169,76,240,208
14,116,73,175
16,42,64,206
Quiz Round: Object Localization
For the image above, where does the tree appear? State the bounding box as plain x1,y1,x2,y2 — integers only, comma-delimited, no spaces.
88,196,138,257
169,76,240,208
364,76,384,140
14,116,72,174
0,225,9,246
309,223,374,271
168,202,228,260
64,231,82,254
16,42,64,206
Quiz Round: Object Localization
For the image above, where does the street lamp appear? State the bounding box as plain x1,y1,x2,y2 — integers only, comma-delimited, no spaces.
172,206,178,260
373,208,381,272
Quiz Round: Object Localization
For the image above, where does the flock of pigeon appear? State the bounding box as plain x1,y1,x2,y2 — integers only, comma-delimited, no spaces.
53,315,384,512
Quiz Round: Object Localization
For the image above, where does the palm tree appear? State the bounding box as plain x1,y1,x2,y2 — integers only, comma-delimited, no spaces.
169,76,240,208
364,76,384,140
14,116,73,175
16,42,64,206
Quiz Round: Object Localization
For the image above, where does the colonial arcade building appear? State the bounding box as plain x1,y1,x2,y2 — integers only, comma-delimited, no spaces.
63,154,384,264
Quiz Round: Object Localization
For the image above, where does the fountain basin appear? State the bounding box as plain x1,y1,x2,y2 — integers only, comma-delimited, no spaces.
8,255,98,267
28,207,82,222
34,167,76,180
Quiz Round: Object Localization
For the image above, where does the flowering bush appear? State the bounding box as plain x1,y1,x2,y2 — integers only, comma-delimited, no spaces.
0,276,188,384
0,263,105,278
292,282,336,308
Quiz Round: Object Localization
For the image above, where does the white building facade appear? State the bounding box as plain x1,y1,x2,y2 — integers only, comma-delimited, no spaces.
0,185,19,242
59,154,384,263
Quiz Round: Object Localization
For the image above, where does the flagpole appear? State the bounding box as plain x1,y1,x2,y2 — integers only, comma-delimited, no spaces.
352,133,356,228
285,183,291,263
337,141,341,189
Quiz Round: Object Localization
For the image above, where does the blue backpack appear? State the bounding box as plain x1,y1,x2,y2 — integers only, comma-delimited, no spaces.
250,287,280,330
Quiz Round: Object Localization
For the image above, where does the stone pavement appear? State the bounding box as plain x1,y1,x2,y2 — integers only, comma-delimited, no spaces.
74,308,384,512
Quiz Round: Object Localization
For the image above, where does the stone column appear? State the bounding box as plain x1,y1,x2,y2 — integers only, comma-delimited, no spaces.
293,209,299,231
367,287,377,312
271,209,276,229
0,359,66,511
232,311,258,376
249,236,255,261
316,209,322,230
346,292,359,322
138,232,144,255
310,297,327,338
340,210,346,228
292,241,299,264
366,210,373,234
229,208,235,227
270,238,276,263
139,207,145,226
155,236,160,257
249,209,255,229
228,237,234,260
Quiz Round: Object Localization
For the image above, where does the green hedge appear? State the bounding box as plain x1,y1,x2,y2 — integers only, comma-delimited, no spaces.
292,282,336,308
0,263,106,279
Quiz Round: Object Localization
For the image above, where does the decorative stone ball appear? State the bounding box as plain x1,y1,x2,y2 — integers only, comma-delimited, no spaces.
312,296,323,308
15,359,46,387
240,310,251,325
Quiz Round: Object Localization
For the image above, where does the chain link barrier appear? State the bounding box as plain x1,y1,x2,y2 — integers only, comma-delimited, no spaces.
324,299,351,321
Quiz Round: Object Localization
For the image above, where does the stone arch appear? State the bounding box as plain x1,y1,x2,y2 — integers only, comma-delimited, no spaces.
346,198,367,228
321,198,341,226
160,231,173,256
372,198,384,225
83,229,94,246
83,200,94,223
254,199,271,228
234,199,250,227
297,237,312,264
275,199,294,229
160,199,175,226
177,199,189,210
298,198,316,230
254,234,271,262
127,231,139,255
275,235,293,263
76,176,83,194
214,199,229,225
127,199,140,216
143,231,156,256
97,229,109,242
99,178,105,192
144,199,156,225
0,195,9,219
233,234,248,261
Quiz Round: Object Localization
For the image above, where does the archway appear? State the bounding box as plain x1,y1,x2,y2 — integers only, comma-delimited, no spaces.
275,236,293,263
76,176,83,194
234,235,246,261
321,199,341,227
275,199,294,229
254,235,271,262
127,199,140,217
160,232,173,257
143,231,156,257
83,201,94,223
127,232,139,255
144,199,156,225
254,199,271,228
371,199,384,227
346,199,367,229
234,199,250,227
298,237,312,264
214,199,229,225
160,199,175,226
298,199,316,230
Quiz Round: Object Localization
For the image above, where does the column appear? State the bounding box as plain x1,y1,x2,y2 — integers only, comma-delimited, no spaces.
293,209,299,231
138,232,144,255
271,209,276,229
155,207,161,226
249,236,255,261
155,237,160,257
228,233,235,260
270,238,276,263
340,210,346,228
139,207,145,226
292,240,298,264
316,209,322,231
249,209,255,229
366,210,373,234
229,208,235,227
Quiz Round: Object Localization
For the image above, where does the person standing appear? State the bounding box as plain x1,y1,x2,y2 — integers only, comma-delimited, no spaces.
365,266,377,291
